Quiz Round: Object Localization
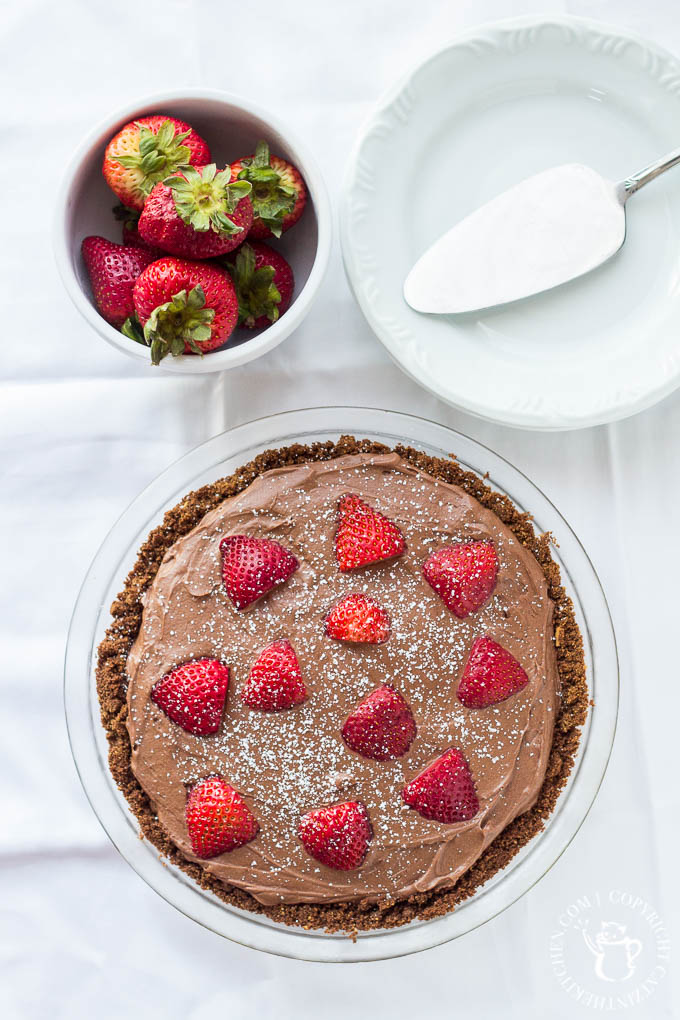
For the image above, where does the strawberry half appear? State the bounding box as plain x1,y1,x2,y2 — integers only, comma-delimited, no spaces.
457,636,528,708
185,776,259,859
126,256,239,364
219,535,299,610
402,748,479,823
103,115,211,211
342,684,416,761
324,593,390,644
422,541,498,618
151,658,229,736
232,140,306,239
241,640,306,712
225,242,294,329
81,236,155,328
298,801,372,871
335,494,405,572
138,164,253,260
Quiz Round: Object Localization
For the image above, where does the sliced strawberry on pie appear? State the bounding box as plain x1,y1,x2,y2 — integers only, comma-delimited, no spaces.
219,534,298,609
422,540,498,618
185,776,259,858
298,801,372,870
457,636,528,708
150,658,229,735
324,593,390,644
334,493,405,571
402,747,479,823
241,639,307,712
342,684,416,760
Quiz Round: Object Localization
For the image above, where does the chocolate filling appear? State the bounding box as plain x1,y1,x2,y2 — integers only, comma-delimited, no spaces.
96,437,588,935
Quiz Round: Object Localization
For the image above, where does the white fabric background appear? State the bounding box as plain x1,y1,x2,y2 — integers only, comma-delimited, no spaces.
1,0,678,1016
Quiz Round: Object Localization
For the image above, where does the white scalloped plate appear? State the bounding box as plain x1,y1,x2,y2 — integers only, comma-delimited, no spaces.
341,16,680,430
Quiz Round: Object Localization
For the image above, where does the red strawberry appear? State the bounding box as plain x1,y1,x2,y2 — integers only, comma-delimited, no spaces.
232,140,306,239
423,541,498,618
126,257,238,364
457,636,528,708
298,801,371,871
138,164,253,259
335,494,405,572
241,640,306,712
342,684,416,761
219,535,298,610
81,236,155,328
402,748,479,823
150,658,229,736
185,776,259,859
225,242,294,329
103,115,210,211
324,593,390,644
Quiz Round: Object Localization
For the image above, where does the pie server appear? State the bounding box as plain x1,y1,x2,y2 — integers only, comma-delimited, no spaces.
403,147,680,315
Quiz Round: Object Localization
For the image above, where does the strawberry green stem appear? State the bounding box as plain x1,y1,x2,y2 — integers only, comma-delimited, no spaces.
115,119,193,199
236,141,296,237
165,164,251,235
136,285,215,365
225,244,281,327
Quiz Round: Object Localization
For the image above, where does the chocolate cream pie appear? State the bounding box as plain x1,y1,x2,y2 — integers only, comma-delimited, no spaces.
96,437,588,933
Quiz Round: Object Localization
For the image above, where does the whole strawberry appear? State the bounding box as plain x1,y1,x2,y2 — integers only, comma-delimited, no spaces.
423,541,498,618
457,636,528,708
125,256,238,364
324,593,390,644
185,776,259,859
342,684,416,761
138,164,252,259
151,658,229,736
298,801,372,871
232,140,306,239
225,242,294,329
81,236,155,328
241,640,306,712
335,494,406,571
103,115,211,211
402,748,479,823
219,535,299,610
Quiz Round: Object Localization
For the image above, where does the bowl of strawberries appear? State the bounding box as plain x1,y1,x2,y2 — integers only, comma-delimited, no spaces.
55,89,331,371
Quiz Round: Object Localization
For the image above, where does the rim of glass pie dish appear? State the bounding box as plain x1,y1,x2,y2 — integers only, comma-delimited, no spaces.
63,406,619,963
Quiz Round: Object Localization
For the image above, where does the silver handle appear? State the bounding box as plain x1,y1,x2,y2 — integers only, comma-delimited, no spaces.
621,146,680,200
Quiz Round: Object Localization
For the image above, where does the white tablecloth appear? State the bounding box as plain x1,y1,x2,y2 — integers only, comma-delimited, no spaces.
1,0,677,1016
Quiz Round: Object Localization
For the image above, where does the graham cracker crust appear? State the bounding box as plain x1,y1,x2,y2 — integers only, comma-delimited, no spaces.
95,436,589,935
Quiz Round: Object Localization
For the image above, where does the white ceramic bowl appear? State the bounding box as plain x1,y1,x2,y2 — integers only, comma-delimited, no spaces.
54,88,331,373
64,407,618,962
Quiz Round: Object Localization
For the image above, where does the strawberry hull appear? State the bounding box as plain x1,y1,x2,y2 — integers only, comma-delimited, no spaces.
232,143,307,239
225,241,294,329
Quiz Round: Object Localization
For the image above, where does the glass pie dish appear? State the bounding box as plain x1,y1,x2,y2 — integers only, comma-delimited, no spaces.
64,407,618,962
